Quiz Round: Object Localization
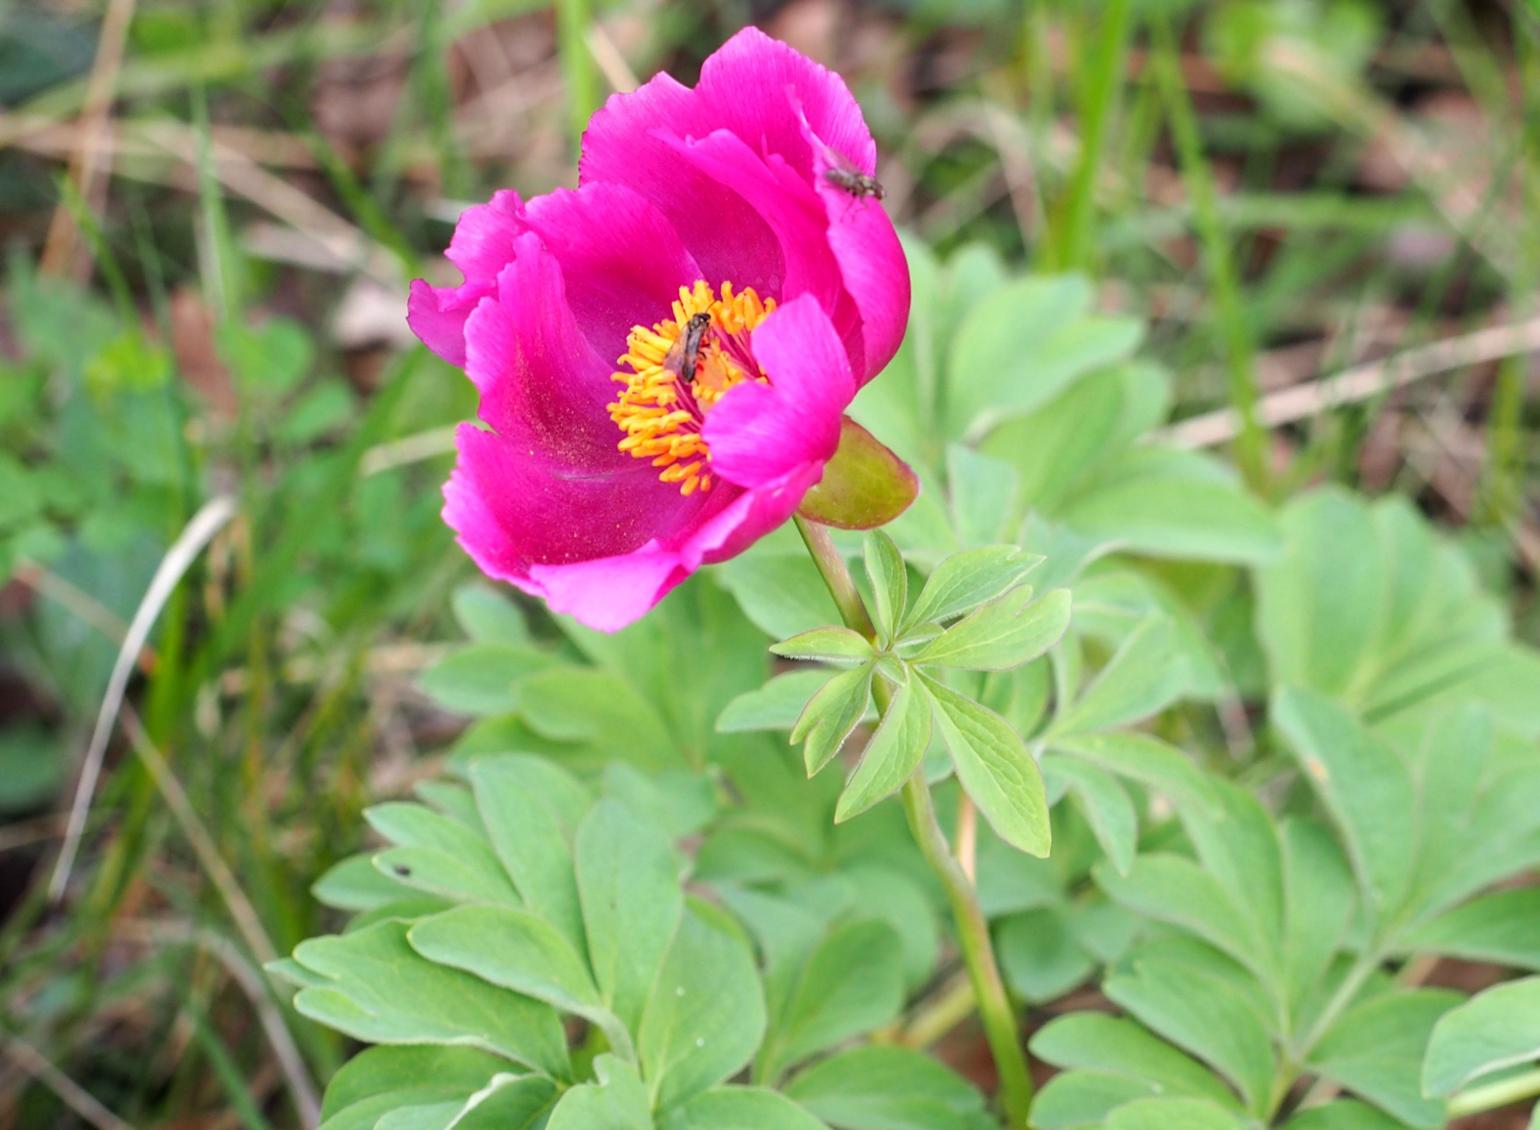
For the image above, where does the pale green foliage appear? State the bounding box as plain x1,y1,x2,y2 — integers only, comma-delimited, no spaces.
282,748,974,1129
769,532,1068,854
281,249,1540,1130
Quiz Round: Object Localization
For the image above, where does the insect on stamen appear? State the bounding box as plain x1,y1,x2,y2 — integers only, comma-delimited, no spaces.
662,312,713,384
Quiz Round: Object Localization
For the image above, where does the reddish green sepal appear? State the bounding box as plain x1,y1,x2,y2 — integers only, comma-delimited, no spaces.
797,416,919,530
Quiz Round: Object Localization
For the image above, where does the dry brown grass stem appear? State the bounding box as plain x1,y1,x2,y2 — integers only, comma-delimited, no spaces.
1161,315,1540,450
39,0,137,280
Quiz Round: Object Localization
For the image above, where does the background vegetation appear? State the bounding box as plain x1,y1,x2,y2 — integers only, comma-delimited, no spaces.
1,1,1537,1128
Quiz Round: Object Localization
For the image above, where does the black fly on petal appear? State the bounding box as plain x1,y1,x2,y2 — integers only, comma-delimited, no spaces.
824,165,885,200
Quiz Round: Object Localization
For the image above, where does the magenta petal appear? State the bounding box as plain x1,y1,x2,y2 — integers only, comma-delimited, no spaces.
825,203,909,379
408,278,477,366
444,190,527,278
522,463,818,632
704,295,853,489
666,129,864,369
797,113,909,379
696,27,876,179
579,72,785,296
421,31,912,631
522,183,703,357
527,549,693,633
696,463,827,565
444,423,712,587
462,245,620,469
407,191,528,365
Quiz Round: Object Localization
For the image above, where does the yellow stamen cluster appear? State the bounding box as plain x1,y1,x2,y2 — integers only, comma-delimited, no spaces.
609,280,774,496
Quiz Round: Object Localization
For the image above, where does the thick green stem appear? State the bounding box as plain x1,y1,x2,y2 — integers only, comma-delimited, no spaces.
794,517,876,638
792,515,1036,1128
900,774,1036,1127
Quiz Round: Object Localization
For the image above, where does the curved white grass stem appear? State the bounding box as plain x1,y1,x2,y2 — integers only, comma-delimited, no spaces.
47,495,237,902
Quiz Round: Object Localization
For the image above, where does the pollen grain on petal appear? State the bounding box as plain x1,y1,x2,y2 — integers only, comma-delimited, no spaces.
609,280,775,496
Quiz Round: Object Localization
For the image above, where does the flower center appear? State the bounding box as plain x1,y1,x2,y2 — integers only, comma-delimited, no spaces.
609,280,775,496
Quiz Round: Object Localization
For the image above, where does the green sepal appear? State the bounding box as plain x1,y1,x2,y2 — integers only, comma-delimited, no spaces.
796,416,919,531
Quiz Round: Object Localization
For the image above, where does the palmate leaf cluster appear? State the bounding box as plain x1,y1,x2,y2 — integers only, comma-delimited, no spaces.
278,754,991,1129
277,242,1540,1130
772,536,1070,850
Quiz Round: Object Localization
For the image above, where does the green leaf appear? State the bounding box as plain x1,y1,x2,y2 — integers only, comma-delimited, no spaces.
765,920,905,1076
793,663,875,775
1102,1097,1251,1130
84,329,172,395
1030,1013,1239,1107
1255,489,1385,699
864,530,909,643
1423,977,1540,1098
1031,1072,1162,1130
450,582,531,645
415,781,480,828
662,1087,828,1130
291,921,569,1078
835,675,932,823
362,1075,559,1130
718,671,841,733
997,907,1095,1003
910,585,1071,671
1058,447,1279,565
441,1075,561,1130
1309,988,1460,1127
471,756,591,951
1398,889,1540,970
601,763,716,840
1104,953,1275,1112
1068,567,1227,701
639,907,766,1110
1050,731,1216,813
1043,755,1136,874
1095,854,1266,979
313,854,417,912
920,674,1050,856
1176,780,1287,957
515,667,678,769
718,551,843,639
546,1055,650,1130
772,627,876,663
1273,686,1415,915
360,1099,467,1130
786,1046,989,1130
945,275,1143,437
793,866,941,993
1050,614,1189,735
1281,820,1357,1008
408,906,630,1056
319,1046,511,1126
948,445,1021,546
980,362,1163,516
575,798,683,1035
1283,1100,1417,1130
364,803,521,906
902,545,1040,632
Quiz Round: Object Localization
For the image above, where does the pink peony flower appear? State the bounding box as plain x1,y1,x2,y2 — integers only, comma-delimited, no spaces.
408,28,910,631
